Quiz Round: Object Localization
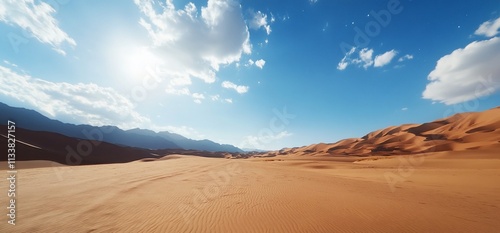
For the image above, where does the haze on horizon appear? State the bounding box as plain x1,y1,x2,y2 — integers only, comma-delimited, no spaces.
0,0,499,150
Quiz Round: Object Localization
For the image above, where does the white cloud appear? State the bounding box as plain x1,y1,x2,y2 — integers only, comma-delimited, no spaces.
337,61,348,71
0,66,149,129
309,0,318,4
0,0,76,54
255,59,266,69
338,47,373,69
222,81,248,94
134,0,251,94
192,93,205,99
211,94,220,101
192,92,205,103
398,54,413,62
209,94,233,104
475,17,500,37
165,86,205,104
401,107,408,111
337,47,356,70
422,37,500,105
245,58,265,69
338,47,402,70
356,48,374,68
249,10,271,35
374,49,397,67
165,87,190,95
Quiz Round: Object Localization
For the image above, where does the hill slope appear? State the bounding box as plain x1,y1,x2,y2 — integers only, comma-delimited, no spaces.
273,107,500,156
0,127,157,165
0,127,238,165
0,102,242,152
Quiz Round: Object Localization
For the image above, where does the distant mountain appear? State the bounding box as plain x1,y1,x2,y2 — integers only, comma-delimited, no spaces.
127,128,242,153
0,127,157,165
0,102,243,153
0,127,236,165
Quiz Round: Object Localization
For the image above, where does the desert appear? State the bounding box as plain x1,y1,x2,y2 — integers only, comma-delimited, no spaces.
1,107,500,232
1,1,500,232
1,150,499,232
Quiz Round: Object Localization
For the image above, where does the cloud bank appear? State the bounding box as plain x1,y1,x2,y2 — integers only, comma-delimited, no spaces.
422,37,500,104
134,0,251,94
0,0,76,55
0,65,148,128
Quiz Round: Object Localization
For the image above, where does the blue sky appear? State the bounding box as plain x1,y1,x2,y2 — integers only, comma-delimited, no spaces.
1,0,500,150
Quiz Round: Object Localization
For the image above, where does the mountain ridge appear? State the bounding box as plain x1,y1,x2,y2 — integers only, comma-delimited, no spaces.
0,102,243,153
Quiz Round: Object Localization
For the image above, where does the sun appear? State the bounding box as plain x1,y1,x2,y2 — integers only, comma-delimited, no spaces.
122,46,158,77
109,42,159,82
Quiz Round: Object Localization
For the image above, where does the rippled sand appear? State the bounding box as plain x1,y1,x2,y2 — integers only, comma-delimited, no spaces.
1,150,500,232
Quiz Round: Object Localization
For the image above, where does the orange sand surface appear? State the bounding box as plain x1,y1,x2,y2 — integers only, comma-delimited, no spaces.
1,150,499,232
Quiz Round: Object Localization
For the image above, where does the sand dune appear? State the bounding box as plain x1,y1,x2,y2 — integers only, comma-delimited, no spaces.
1,150,499,232
273,107,500,157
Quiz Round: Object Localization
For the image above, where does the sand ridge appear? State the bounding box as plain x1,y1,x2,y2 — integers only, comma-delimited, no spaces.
272,107,500,157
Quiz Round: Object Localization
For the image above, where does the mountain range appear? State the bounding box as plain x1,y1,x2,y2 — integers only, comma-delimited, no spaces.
3,102,499,163
0,102,243,153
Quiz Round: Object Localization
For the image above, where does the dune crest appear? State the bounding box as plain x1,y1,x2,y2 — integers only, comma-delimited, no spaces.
274,107,500,156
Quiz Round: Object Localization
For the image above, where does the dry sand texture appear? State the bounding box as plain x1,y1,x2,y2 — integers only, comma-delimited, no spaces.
1,150,499,233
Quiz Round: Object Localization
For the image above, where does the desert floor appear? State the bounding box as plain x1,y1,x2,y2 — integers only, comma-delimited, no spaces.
1,150,500,232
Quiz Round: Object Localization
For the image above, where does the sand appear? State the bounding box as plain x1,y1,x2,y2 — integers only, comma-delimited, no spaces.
274,107,500,157
1,150,499,233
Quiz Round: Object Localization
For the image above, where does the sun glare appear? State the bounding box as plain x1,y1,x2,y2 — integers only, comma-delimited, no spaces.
110,43,158,81
124,47,157,77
